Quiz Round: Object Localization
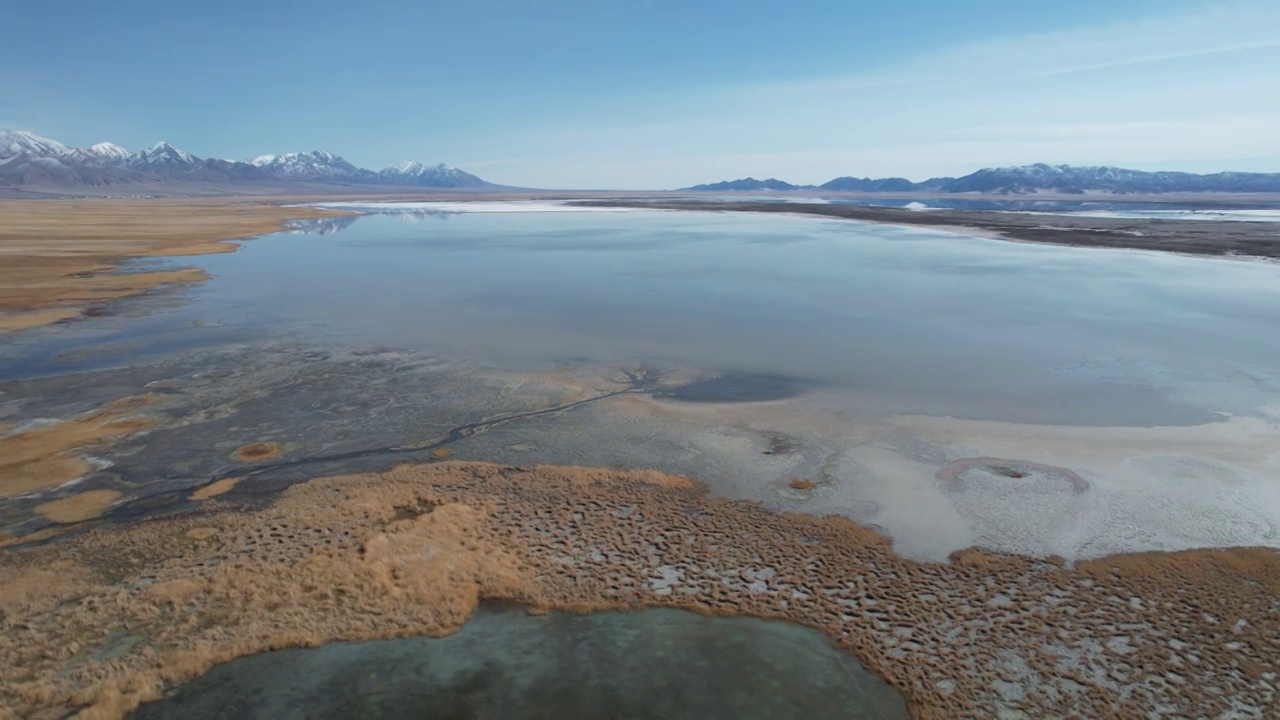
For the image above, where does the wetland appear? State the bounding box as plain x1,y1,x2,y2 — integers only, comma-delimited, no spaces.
2,199,1278,719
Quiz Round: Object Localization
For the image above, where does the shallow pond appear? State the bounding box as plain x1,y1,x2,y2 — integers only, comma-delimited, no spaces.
129,605,910,720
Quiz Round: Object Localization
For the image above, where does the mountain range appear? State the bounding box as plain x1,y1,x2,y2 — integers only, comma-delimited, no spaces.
0,130,492,189
684,164,1280,195
7,129,1279,195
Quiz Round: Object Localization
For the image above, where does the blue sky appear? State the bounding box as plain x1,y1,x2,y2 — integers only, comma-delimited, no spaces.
3,0,1278,188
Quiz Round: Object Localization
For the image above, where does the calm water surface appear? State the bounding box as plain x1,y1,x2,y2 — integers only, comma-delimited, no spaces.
130,605,910,720
9,207,1280,425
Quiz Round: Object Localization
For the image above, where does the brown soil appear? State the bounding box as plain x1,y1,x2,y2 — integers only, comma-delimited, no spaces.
0,407,157,499
34,490,123,524
430,448,452,459
0,199,354,332
230,442,282,462
0,462,1274,720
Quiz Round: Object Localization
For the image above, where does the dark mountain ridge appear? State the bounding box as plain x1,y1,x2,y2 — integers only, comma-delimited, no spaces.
683,163,1280,194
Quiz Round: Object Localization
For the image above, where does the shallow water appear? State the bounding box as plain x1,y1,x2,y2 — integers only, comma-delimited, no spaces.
190,208,1280,423
7,206,1280,425
129,605,910,720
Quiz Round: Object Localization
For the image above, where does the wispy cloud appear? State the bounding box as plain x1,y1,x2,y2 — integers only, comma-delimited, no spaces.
460,1,1280,188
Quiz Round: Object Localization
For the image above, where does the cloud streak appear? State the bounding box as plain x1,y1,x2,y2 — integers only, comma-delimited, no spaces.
460,1,1280,188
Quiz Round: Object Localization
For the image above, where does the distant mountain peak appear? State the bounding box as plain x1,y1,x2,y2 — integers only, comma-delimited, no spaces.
685,163,1280,195
87,142,130,159
247,150,368,181
682,177,805,192
252,149,341,164
379,160,488,188
132,141,199,167
392,160,440,173
0,129,71,158
1,129,499,189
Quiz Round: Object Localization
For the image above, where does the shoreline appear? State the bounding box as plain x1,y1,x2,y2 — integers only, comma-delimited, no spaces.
573,199,1280,260
0,199,355,332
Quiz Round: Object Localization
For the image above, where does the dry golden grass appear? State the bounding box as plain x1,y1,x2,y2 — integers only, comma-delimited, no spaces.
788,478,816,490
1,461,1274,720
0,525,71,549
189,478,240,501
0,308,82,332
0,199,353,331
0,410,156,499
34,490,123,524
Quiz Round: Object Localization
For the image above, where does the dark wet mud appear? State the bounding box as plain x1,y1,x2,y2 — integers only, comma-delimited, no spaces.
656,371,805,402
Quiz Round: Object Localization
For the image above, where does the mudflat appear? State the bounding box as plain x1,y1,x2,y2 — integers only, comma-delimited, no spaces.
0,199,353,331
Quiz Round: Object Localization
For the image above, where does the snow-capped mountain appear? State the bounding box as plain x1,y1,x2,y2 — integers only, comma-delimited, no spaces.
64,142,132,165
126,141,202,171
250,150,375,182
0,131,132,185
87,142,130,160
0,130,498,189
0,129,70,158
378,161,488,188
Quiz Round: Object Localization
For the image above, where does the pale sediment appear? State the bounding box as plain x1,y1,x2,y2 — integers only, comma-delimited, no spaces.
0,462,1275,720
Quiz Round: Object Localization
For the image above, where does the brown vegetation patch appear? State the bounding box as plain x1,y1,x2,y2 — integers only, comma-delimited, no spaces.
0,307,83,332
789,478,816,490
34,490,123,524
230,442,282,463
0,199,355,332
0,461,1274,720
189,478,240,501
430,447,452,459
0,526,71,548
0,412,157,499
